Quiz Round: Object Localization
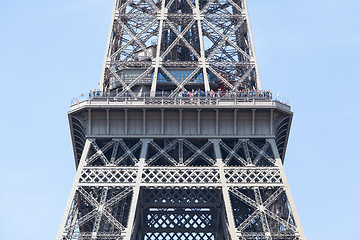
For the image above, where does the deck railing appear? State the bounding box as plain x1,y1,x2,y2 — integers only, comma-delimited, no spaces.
71,96,288,109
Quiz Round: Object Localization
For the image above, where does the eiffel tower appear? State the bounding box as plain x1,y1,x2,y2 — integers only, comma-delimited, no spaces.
57,0,305,239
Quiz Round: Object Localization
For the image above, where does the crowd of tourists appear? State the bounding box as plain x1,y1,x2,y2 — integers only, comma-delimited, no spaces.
177,89,272,98
88,89,272,99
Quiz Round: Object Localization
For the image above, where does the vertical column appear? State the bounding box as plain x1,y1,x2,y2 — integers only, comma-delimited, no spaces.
234,109,238,135
100,0,118,91
124,109,128,135
56,139,93,240
252,109,256,135
197,109,201,134
161,109,165,134
179,139,184,165
268,139,306,240
254,187,271,239
91,187,109,239
211,139,238,240
88,109,92,135
270,109,274,135
106,109,110,135
143,109,146,135
216,109,219,135
150,0,167,96
124,139,150,240
243,0,262,90
194,0,210,92
179,109,183,135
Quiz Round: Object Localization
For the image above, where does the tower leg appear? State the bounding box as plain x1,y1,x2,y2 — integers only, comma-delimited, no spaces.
269,139,306,239
57,139,92,240
123,139,150,240
212,139,240,240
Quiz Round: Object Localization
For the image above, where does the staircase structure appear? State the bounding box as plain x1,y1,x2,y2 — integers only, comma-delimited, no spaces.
57,0,305,239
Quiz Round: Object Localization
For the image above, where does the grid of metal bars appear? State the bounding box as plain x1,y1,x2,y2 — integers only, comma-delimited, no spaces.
58,138,305,240
100,0,261,96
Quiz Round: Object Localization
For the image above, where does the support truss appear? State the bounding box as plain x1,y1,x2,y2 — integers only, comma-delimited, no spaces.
100,0,261,96
60,0,305,239
57,138,305,240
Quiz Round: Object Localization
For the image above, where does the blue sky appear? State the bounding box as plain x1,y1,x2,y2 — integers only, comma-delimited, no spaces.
0,0,359,239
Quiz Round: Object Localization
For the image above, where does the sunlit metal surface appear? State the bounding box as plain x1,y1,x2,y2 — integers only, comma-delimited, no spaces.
57,0,305,239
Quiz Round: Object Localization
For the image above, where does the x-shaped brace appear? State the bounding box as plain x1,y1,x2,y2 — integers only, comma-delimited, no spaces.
87,140,115,166
204,18,249,61
160,19,199,59
113,140,142,165
183,139,215,166
230,187,296,233
247,141,275,165
147,140,179,166
110,18,158,60
169,66,202,97
77,187,126,232
116,66,154,97
220,140,248,166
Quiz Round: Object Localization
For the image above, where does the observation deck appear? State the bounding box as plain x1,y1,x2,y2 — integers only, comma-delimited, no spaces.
68,91,292,166
70,94,290,112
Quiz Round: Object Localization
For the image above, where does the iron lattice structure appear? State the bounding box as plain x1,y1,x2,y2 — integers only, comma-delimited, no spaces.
57,0,305,240
100,0,261,96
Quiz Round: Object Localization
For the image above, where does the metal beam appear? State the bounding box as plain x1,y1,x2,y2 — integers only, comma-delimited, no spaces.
252,109,256,135
269,139,306,239
197,109,201,134
106,108,110,134
211,139,238,239
88,109,92,135
124,109,128,135
179,109,183,135
57,139,92,240
123,139,150,240
161,109,165,134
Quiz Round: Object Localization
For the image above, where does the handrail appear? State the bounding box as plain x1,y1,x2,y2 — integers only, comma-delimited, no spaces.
71,95,290,108
71,89,291,107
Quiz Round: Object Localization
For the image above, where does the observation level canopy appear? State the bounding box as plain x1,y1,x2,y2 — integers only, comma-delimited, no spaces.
68,92,293,166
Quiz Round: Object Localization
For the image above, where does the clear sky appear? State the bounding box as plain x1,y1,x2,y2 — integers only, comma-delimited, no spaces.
0,0,359,239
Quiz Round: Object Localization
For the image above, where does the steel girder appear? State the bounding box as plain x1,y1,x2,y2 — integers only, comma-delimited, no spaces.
100,0,261,96
59,0,305,239
57,138,305,240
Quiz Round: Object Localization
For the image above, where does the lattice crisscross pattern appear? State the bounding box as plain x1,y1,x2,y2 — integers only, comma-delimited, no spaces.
60,186,134,240
145,210,214,229
142,168,220,184
79,168,138,184
220,139,276,167
59,137,304,240
144,232,215,240
225,168,282,184
146,139,216,166
141,187,220,205
229,187,298,239
101,0,261,96
86,139,142,167
59,0,305,238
